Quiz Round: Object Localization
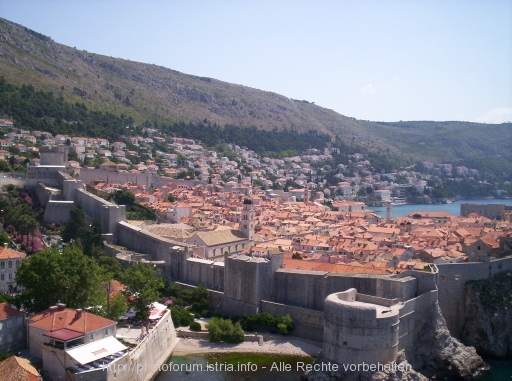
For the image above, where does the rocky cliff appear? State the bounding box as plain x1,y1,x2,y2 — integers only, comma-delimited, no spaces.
462,271,512,357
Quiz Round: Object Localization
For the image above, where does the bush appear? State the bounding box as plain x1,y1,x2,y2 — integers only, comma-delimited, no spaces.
240,313,294,334
189,321,202,331
206,317,244,343
169,307,194,327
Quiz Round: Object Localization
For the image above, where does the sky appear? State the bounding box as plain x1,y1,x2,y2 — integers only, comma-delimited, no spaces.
1,0,512,123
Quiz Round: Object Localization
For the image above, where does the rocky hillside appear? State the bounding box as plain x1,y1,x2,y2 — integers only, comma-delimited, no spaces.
1,17,511,172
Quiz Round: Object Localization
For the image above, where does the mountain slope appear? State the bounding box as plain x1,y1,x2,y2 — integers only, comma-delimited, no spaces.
0,17,510,174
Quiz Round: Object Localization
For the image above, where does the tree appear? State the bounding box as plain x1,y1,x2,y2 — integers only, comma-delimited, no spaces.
61,205,86,243
84,218,103,257
121,263,164,320
108,190,136,206
15,245,103,313
206,317,244,343
108,293,128,320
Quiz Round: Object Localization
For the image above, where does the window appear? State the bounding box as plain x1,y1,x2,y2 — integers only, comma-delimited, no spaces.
8,261,12,268
6,320,11,328
8,274,11,280
17,331,23,340
15,260,19,266
89,334,94,340
17,317,23,326
7,334,12,343
0,261,3,268
104,329,109,336
0,274,3,281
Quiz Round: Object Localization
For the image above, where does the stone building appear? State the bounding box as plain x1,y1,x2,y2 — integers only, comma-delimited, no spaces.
27,304,119,379
0,243,26,293
0,302,26,352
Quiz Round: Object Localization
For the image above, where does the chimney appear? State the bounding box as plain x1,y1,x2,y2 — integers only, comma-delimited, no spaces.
49,306,58,314
75,309,82,318
57,303,66,311
3,243,7,248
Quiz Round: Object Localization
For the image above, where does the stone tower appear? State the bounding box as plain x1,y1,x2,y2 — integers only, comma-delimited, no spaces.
240,198,255,240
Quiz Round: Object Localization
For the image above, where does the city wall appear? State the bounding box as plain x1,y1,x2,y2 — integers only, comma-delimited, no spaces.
273,270,417,312
185,258,224,292
116,221,192,281
43,201,75,224
437,256,512,337
261,300,324,343
72,310,177,381
78,168,204,189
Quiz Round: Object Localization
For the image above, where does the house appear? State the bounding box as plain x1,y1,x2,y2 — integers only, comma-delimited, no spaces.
0,356,42,380
28,304,120,379
0,243,26,293
0,303,26,352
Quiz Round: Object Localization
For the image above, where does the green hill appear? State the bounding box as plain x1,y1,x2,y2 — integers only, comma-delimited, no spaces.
0,17,510,176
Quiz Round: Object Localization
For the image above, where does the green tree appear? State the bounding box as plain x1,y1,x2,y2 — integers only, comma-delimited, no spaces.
61,205,86,243
108,190,136,206
121,263,164,320
0,231,11,247
206,317,244,343
15,245,103,312
108,292,128,320
84,218,103,257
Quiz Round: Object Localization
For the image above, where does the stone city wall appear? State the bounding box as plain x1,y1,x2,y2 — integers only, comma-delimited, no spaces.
273,270,418,312
116,222,192,281
72,310,177,381
323,289,400,366
185,258,224,292
437,256,512,338
261,300,324,343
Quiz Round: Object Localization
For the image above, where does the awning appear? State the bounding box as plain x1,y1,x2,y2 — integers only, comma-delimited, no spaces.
66,336,127,365
148,302,167,319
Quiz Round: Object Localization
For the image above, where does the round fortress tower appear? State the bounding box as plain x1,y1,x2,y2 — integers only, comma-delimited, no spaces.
323,288,400,366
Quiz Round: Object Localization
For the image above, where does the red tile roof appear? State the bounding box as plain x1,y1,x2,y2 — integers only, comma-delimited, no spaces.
0,356,41,381
0,244,25,260
28,307,115,333
0,303,24,320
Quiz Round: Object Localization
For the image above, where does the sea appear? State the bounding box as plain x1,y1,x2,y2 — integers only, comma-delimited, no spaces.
368,199,512,219
156,199,512,381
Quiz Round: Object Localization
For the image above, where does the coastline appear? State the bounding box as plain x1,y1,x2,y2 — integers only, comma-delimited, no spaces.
171,337,322,357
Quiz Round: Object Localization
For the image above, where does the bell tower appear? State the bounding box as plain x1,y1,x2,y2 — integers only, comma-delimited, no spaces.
241,198,255,240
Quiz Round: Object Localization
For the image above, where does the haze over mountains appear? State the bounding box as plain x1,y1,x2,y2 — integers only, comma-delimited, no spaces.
0,17,511,174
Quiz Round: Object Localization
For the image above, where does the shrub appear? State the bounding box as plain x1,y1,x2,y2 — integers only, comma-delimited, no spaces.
169,307,194,327
189,321,202,331
206,317,244,343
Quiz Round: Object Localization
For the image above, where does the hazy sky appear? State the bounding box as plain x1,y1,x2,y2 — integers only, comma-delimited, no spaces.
1,0,511,123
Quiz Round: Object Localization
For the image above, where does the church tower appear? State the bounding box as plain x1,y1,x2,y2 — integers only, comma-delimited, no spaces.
241,198,255,240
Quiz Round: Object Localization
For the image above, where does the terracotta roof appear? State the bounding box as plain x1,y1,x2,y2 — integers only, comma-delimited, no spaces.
188,229,248,246
0,303,24,320
28,307,115,333
0,356,41,381
0,244,25,260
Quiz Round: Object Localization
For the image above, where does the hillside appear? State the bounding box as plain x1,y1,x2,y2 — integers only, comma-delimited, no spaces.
0,17,511,175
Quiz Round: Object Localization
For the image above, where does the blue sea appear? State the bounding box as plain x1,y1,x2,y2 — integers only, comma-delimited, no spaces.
368,199,512,219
